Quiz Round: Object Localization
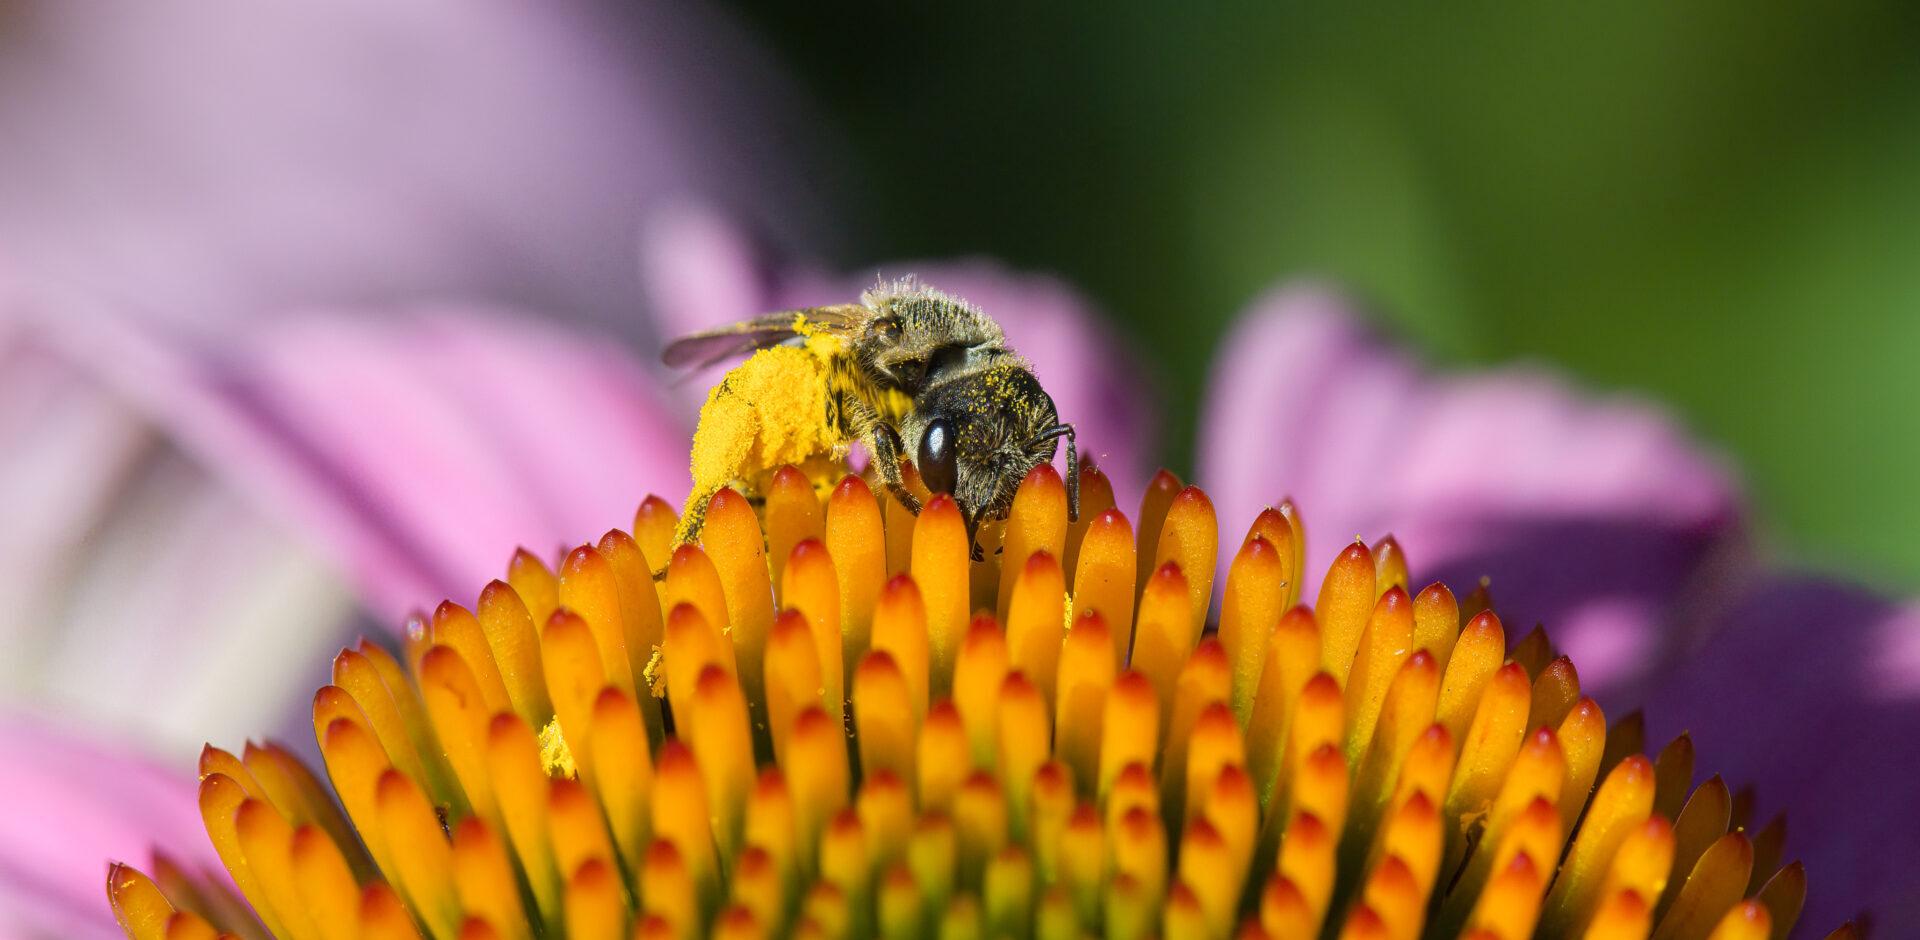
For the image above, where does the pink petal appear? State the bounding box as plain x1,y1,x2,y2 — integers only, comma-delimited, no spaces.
1199,284,1745,692
1639,578,1920,929
25,300,691,621
0,715,217,940
0,0,824,330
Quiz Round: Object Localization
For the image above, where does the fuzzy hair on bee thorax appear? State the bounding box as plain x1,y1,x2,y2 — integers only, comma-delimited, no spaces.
852,278,1010,390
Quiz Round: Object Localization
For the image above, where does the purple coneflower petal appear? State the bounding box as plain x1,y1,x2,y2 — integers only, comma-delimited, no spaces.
1200,284,1745,694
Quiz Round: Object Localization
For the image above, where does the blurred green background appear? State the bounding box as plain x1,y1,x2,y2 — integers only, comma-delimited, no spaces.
733,2,1920,591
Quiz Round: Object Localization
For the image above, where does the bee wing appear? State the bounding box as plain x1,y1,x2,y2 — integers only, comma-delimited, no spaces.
660,306,864,371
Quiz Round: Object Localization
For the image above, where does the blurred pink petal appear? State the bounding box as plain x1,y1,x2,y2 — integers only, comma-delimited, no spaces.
0,0,827,333
642,207,1156,498
1640,578,1920,929
1199,284,1745,693
24,299,691,621
0,716,218,940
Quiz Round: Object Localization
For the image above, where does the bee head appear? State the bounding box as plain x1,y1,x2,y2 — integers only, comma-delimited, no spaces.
904,364,1062,533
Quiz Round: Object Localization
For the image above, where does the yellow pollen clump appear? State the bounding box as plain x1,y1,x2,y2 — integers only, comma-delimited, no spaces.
538,717,578,779
104,460,1849,940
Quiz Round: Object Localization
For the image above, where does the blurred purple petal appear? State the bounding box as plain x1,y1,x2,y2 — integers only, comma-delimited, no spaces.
1640,577,1920,929
27,300,690,621
1199,284,1745,692
0,716,217,940
0,0,828,333
642,208,1157,498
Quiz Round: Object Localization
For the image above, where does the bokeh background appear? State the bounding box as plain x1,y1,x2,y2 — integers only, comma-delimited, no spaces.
735,1,1920,593
5,3,1920,934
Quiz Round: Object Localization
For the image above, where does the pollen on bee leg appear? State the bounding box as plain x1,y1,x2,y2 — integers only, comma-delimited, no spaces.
1153,485,1218,642
1006,550,1068,710
767,466,825,593
826,475,887,683
911,495,970,699
1071,507,1136,666
999,464,1068,621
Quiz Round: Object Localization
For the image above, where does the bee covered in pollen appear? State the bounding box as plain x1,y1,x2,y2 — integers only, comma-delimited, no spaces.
662,278,1080,556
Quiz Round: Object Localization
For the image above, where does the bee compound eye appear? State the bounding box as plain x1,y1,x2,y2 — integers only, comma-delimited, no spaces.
917,417,958,496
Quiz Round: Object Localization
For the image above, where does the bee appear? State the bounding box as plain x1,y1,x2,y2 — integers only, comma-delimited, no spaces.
662,278,1079,556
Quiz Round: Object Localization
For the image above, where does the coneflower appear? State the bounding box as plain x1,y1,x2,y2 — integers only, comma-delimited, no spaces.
106,462,1848,939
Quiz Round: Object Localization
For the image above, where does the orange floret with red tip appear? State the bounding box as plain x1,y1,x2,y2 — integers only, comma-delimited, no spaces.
106,464,1849,940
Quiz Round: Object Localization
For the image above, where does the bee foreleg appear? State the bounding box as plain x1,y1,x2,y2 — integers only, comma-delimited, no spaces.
865,418,923,515
1032,423,1080,522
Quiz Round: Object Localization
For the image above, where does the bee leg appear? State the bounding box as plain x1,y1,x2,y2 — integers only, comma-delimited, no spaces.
868,421,924,515
655,488,714,580
1032,423,1080,522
